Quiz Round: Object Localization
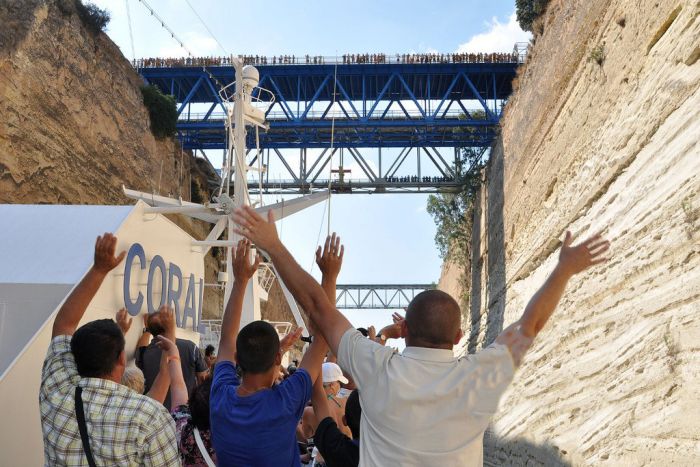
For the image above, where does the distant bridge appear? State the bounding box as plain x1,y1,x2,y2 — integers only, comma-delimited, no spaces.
335,284,436,309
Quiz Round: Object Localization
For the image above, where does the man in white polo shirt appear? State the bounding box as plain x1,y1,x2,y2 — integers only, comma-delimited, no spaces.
233,206,610,466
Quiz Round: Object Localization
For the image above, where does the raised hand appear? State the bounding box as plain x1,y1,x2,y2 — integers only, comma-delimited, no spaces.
155,335,178,357
558,231,610,276
233,239,261,282
280,327,304,354
52,232,127,337
93,233,126,273
388,311,407,339
116,308,132,334
315,233,344,279
367,325,377,341
158,305,176,339
380,321,404,340
233,206,279,252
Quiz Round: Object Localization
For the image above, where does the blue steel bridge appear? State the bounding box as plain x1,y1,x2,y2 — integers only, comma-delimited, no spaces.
138,51,523,194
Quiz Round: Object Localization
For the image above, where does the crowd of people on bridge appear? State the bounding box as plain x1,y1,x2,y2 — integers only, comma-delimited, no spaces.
39,209,610,465
385,175,455,184
304,175,456,187
345,52,518,64
133,51,519,69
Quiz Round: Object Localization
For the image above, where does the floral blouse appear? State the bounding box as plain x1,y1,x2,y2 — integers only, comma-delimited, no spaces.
171,404,217,466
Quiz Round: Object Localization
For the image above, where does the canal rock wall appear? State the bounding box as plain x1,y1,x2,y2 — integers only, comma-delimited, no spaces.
443,0,700,464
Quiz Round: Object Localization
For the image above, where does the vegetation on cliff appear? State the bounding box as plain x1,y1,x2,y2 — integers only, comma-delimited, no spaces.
427,147,485,257
515,0,550,32
427,110,488,263
141,84,178,139
426,147,486,309
56,1,110,35
75,1,110,34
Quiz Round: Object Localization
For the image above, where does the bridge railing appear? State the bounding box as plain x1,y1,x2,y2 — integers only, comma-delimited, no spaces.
178,108,481,122
244,177,461,185
132,50,522,69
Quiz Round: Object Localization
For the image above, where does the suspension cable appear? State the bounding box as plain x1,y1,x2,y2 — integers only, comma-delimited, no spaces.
256,126,263,206
311,53,340,273
183,0,229,55
124,0,136,61
134,0,228,92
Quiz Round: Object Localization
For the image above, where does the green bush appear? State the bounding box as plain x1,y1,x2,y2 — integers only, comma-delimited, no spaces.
515,0,550,32
141,84,178,139
76,1,110,34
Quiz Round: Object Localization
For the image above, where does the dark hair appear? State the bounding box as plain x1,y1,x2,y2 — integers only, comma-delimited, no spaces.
236,321,280,374
145,313,166,337
405,290,461,347
356,327,369,337
204,345,216,357
345,390,362,439
189,377,213,430
70,319,125,377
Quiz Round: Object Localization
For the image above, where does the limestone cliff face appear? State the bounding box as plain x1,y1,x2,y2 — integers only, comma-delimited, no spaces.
0,0,194,203
442,0,700,464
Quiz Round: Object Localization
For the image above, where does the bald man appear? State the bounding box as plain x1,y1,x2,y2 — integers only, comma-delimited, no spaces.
233,205,610,467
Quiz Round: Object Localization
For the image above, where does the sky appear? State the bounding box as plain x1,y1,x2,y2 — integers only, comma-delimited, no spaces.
92,0,529,336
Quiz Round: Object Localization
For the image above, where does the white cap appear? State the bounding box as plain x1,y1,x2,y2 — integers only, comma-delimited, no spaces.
322,362,348,384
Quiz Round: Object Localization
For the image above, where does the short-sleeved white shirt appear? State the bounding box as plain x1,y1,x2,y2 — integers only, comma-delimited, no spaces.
337,328,516,467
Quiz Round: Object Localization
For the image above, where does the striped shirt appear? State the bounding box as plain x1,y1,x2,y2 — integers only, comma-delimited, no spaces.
40,335,180,466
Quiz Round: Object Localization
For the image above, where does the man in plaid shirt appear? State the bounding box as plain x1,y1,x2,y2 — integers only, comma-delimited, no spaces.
40,233,179,466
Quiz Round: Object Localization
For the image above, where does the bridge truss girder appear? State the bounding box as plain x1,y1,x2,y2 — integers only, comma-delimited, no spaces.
139,63,516,150
202,146,488,195
335,284,436,309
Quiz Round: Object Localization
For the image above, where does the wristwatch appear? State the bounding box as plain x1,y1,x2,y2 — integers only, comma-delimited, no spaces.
377,333,387,342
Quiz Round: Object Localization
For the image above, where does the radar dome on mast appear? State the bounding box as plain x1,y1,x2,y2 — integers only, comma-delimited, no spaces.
242,65,260,91
238,65,267,127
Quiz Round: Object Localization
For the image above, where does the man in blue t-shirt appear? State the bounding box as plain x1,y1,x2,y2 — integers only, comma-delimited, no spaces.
210,236,342,466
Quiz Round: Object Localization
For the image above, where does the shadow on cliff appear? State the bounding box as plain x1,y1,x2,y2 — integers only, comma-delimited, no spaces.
468,185,483,352
484,432,572,467
469,139,507,350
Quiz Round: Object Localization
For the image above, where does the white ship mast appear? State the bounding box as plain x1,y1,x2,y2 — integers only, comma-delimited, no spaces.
125,56,328,333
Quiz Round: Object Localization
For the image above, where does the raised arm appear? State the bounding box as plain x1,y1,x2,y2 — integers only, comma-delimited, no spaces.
497,231,610,365
374,312,406,345
299,332,329,384
310,368,333,426
316,233,344,303
145,306,176,403
218,239,260,363
316,233,344,356
116,308,133,335
136,329,152,349
52,233,126,337
154,334,188,410
233,207,352,354
280,327,304,355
